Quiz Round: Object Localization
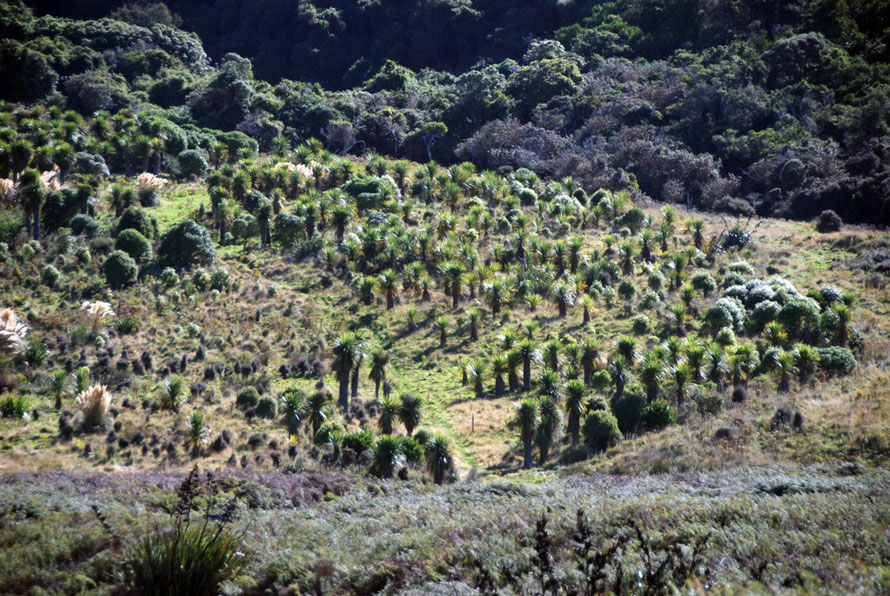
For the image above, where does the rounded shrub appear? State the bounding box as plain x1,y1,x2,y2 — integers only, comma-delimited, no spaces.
70,214,99,237
631,315,650,335
647,270,665,291
115,228,153,261
255,397,278,419
116,206,158,239
691,271,717,295
695,388,726,414
617,278,637,302
518,188,538,206
591,371,611,392
75,246,91,266
817,346,857,377
103,250,138,288
160,267,180,288
192,267,210,291
641,399,676,430
582,410,622,451
616,207,646,233
399,436,425,464
611,390,646,434
158,219,215,269
750,300,781,332
816,210,842,233
40,264,60,287
777,299,820,339
342,427,375,455
588,395,609,412
210,269,231,291
235,387,260,409
177,149,209,178
723,272,745,289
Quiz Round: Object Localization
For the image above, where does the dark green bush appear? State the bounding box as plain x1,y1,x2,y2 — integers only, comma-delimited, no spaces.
40,264,60,287
255,397,278,419
70,214,99,237
342,176,396,211
159,219,215,269
236,387,260,409
209,269,231,291
691,271,717,295
582,410,622,452
115,228,153,261
0,395,29,419
103,250,138,288
631,315,650,335
177,149,209,178
816,210,842,233
342,427,375,455
611,389,646,434
591,371,611,392
116,207,158,239
587,395,610,412
817,346,857,377
616,207,646,233
400,436,425,464
641,399,676,430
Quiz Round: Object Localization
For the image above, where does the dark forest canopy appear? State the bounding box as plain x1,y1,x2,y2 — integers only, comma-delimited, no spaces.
2,0,890,224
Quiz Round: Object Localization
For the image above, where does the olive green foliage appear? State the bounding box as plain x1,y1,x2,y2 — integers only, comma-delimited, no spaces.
817,346,857,377
235,387,260,409
255,397,278,419
116,207,158,239
127,468,244,595
159,219,215,269
641,399,676,430
115,229,152,261
582,410,622,451
103,250,138,288
610,390,645,434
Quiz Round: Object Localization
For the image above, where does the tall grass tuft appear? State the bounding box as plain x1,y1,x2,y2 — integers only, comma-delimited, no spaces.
76,384,111,428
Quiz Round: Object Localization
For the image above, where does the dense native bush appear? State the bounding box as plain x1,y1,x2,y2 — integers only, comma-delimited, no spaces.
611,389,645,434
255,397,278,419
705,297,746,332
115,229,152,261
158,219,215,268
40,264,60,287
816,346,857,377
103,250,138,288
176,149,209,178
116,207,158,239
582,410,622,452
641,399,676,430
342,427,375,455
69,214,99,237
236,387,260,409
342,176,398,211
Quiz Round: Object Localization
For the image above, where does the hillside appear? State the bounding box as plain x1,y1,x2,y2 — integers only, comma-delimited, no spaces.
0,0,889,594
2,0,890,224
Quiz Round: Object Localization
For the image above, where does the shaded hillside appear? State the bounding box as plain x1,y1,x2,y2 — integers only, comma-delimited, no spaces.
0,0,888,222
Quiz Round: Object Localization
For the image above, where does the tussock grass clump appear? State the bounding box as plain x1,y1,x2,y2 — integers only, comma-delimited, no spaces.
76,384,112,429
0,308,28,356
